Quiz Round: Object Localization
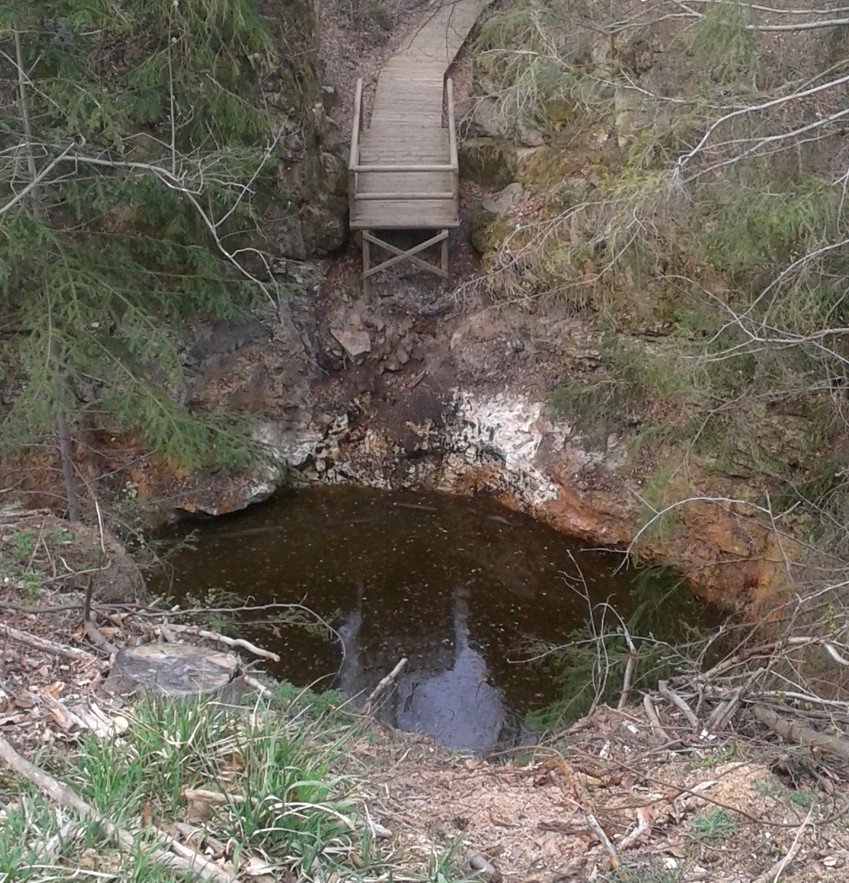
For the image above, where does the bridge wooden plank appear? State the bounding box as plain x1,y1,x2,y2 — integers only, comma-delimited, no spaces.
349,0,494,287
350,201,458,230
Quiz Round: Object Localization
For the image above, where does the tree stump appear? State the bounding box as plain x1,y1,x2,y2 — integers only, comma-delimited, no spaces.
110,643,240,698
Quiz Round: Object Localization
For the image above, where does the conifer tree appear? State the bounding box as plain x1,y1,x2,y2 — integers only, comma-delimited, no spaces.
0,0,292,515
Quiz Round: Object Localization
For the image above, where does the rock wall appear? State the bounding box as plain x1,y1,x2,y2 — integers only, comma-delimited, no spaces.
288,388,787,613
262,0,348,257
169,289,790,616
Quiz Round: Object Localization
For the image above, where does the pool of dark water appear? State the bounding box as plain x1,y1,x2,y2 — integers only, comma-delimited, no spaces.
152,485,707,750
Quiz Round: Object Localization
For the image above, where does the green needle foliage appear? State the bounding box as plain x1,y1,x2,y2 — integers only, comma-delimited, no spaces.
690,0,758,86
0,0,298,496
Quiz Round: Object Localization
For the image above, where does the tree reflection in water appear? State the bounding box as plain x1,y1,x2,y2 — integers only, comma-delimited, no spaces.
337,584,506,750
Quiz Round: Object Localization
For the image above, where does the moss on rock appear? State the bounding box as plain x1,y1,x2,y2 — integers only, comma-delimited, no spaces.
459,138,519,189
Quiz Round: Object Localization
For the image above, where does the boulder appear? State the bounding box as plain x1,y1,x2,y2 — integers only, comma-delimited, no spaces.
110,643,240,698
468,97,508,138
482,182,524,216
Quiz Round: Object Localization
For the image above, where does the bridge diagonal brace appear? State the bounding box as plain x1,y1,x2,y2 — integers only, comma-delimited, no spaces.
361,229,449,299
363,230,448,278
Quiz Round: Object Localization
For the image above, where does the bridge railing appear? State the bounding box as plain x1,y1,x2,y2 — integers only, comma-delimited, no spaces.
348,78,459,214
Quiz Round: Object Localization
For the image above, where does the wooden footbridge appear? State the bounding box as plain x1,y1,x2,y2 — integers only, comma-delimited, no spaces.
348,0,493,298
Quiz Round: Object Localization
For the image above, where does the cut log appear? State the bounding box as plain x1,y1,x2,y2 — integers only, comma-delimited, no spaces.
753,704,849,760
110,642,239,698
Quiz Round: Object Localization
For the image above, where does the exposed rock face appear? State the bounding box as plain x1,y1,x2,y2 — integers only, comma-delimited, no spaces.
287,386,786,612
165,287,790,614
459,138,519,189
261,0,348,257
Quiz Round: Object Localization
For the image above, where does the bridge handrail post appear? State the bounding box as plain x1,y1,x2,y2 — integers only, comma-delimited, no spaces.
446,77,459,213
349,79,364,216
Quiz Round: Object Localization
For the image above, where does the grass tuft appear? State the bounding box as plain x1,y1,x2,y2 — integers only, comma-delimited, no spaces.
686,807,737,844
0,689,470,882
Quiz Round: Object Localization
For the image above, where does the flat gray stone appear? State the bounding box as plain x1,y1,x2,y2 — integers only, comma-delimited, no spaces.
482,183,524,217
330,327,371,359
112,643,239,698
469,97,508,138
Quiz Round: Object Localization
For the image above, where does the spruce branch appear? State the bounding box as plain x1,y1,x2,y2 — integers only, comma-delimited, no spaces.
12,28,38,215
52,148,281,306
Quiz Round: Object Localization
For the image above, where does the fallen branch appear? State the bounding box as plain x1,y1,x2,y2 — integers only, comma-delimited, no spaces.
658,680,699,730
0,623,97,664
617,807,651,851
84,619,119,656
0,734,235,883
40,692,88,733
242,674,271,696
785,636,849,667
183,787,245,805
0,600,90,614
136,602,342,648
30,812,81,869
172,821,230,857
642,694,672,744
703,643,777,680
586,812,619,868
708,686,745,732
759,689,849,710
366,820,393,840
154,623,280,662
363,657,407,714
752,806,813,883
617,625,637,710
753,704,849,760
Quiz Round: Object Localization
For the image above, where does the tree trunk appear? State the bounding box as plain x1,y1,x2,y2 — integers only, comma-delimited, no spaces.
57,412,81,522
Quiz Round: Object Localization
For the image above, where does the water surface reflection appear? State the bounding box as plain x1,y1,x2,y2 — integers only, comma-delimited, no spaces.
154,486,647,748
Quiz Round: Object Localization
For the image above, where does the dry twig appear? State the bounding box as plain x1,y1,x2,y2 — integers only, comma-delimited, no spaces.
617,807,651,851
154,623,280,662
752,806,814,883
658,679,699,730
586,812,619,868
642,694,672,744
617,623,637,710
363,657,407,714
0,623,97,664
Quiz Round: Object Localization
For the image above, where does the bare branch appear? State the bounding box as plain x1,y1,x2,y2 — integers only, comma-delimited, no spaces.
0,142,76,218
53,149,281,305
675,72,849,175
